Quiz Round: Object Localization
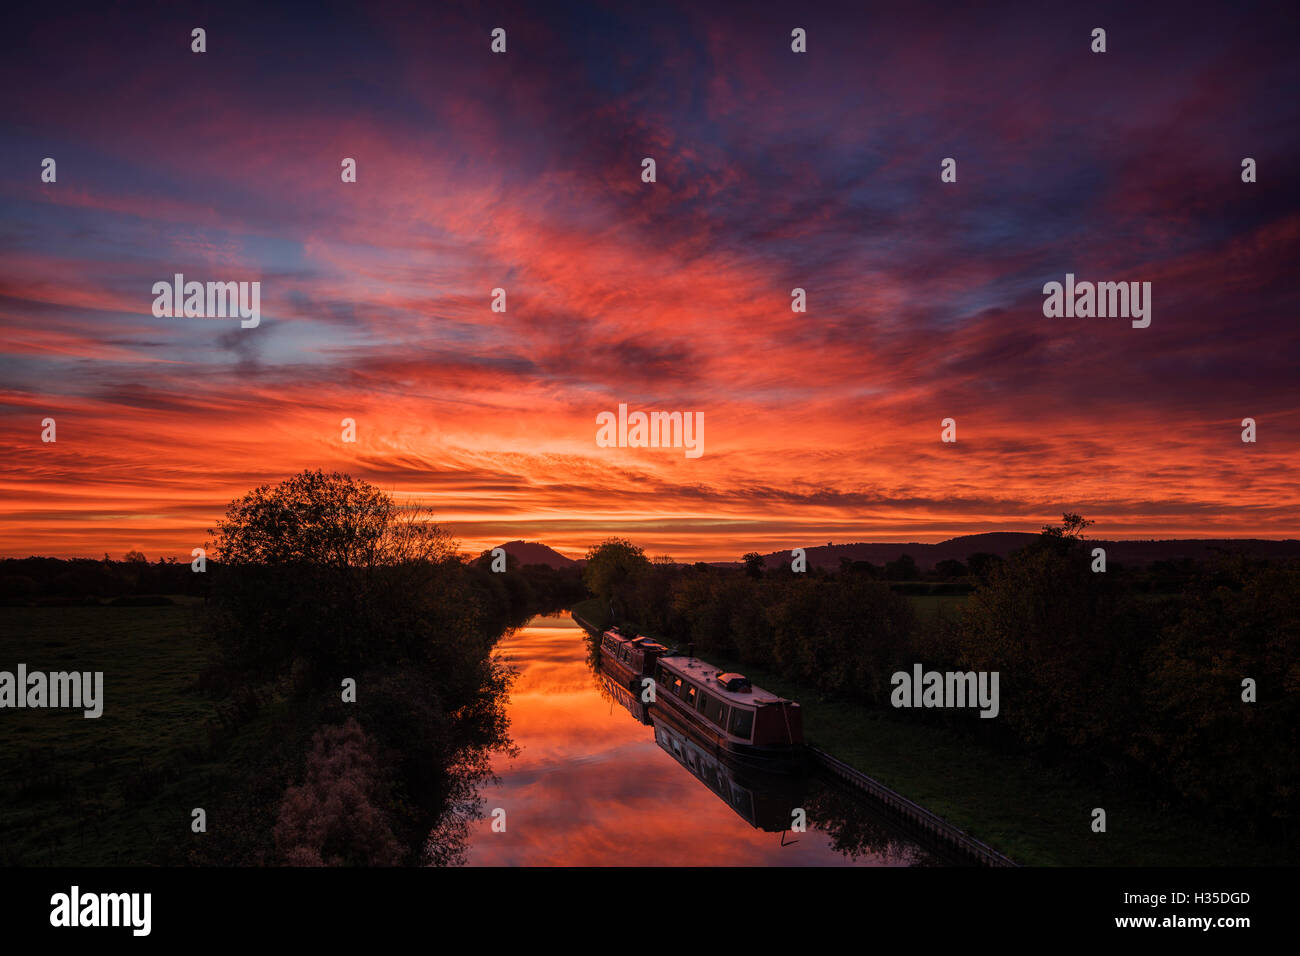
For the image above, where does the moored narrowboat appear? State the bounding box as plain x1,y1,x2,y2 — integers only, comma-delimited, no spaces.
651,653,804,771
598,626,669,693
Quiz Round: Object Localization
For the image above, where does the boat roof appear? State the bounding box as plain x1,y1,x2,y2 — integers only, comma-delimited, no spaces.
604,631,667,652
658,655,794,707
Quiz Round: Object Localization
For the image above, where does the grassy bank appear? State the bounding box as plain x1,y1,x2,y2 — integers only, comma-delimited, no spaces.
571,596,1282,866
0,601,300,865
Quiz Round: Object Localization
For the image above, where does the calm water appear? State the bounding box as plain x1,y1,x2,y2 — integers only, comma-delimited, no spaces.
464,614,945,866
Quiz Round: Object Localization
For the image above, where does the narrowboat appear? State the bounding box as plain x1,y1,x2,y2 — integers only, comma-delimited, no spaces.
651,653,804,771
598,626,669,693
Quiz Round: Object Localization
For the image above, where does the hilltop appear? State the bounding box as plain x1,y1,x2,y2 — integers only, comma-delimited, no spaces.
493,540,581,569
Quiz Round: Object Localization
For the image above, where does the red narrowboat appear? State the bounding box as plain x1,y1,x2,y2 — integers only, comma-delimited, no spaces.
651,654,804,771
598,626,669,694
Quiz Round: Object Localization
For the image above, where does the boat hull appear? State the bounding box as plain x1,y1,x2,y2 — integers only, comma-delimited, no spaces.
598,648,644,692
651,689,806,774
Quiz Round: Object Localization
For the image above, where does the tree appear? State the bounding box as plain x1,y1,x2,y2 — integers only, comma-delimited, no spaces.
1042,512,1094,540
884,553,920,581
839,558,879,578
966,552,1003,579
742,552,765,578
1134,556,1300,836
582,538,650,614
213,469,453,569
765,575,915,702
208,470,459,674
1037,513,1095,556
953,515,1138,753
123,550,148,563
935,559,967,579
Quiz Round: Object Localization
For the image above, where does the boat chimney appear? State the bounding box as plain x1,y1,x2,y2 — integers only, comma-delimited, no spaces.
688,642,694,662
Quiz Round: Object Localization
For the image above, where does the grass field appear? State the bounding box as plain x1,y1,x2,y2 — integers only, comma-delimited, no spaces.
0,600,274,865
569,596,1283,866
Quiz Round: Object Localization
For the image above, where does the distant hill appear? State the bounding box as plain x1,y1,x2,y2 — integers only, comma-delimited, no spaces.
495,540,580,569
746,534,1300,571
489,535,1300,572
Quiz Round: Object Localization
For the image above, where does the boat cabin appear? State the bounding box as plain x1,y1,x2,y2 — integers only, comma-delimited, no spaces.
653,655,803,749
600,629,669,679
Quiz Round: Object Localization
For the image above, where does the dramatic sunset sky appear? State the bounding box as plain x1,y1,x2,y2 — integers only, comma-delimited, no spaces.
2,0,1297,561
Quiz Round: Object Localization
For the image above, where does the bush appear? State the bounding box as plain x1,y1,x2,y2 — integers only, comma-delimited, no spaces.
273,718,404,866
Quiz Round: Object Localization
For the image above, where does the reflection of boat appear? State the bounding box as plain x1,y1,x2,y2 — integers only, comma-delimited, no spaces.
596,671,651,725
598,626,669,694
652,655,804,771
652,717,806,833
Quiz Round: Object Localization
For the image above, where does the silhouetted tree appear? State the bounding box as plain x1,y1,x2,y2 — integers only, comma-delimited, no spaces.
966,552,1003,579
884,553,920,581
935,559,967,579
582,538,650,616
208,469,460,675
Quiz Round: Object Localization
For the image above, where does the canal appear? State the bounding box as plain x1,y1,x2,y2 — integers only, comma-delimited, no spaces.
464,613,954,866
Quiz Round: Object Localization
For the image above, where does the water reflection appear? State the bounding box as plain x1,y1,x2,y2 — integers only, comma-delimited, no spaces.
464,614,946,866
652,716,807,834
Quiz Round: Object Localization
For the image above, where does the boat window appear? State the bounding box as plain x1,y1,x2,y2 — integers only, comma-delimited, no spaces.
729,707,754,739
700,693,727,727
684,684,697,707
671,678,683,697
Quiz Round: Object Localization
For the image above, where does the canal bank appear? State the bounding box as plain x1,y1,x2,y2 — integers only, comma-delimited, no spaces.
575,609,1010,866
570,599,1285,866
